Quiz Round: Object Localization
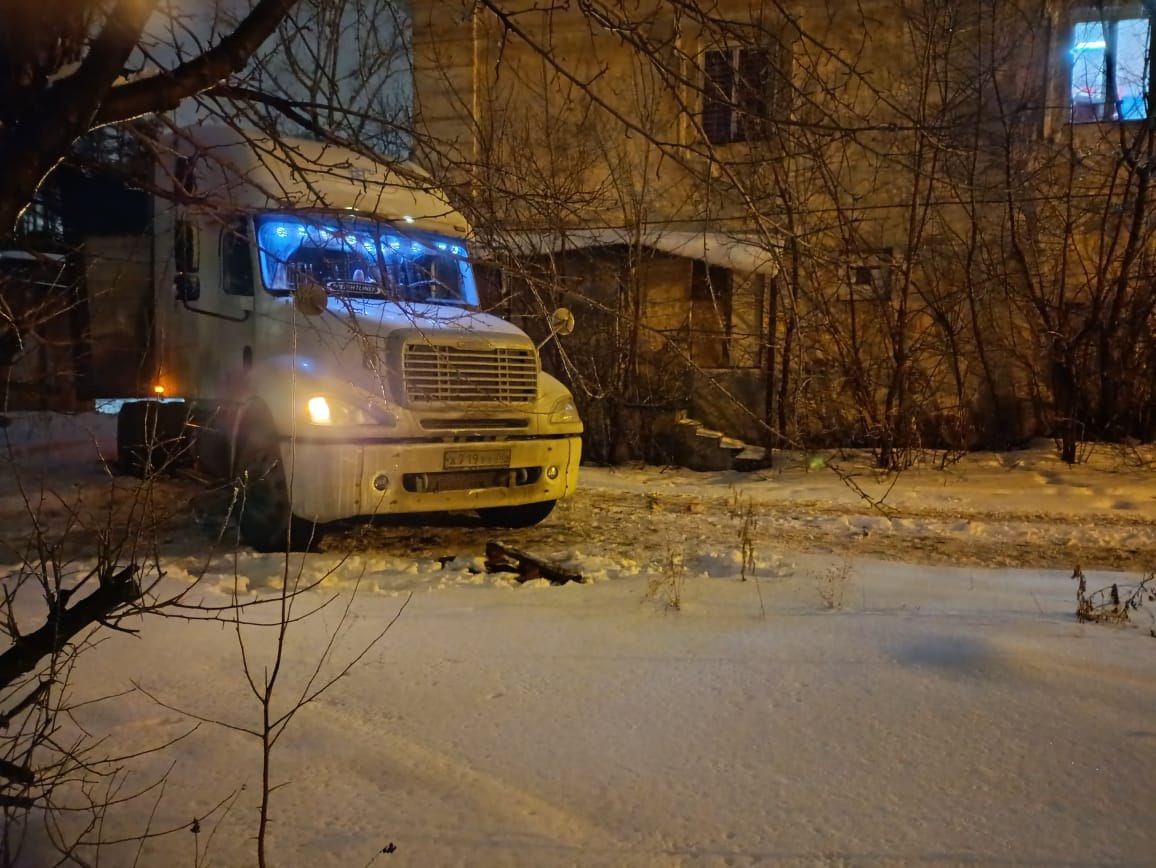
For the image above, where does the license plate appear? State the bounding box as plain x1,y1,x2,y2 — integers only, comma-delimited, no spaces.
443,448,512,470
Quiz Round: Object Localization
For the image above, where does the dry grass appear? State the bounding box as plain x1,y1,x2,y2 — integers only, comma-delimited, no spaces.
645,551,687,611
818,557,853,610
1073,565,1155,635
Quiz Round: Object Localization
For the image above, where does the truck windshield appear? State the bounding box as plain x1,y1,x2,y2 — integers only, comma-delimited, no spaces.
254,213,474,305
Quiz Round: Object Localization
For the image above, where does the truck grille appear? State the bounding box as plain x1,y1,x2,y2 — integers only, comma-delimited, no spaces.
402,342,538,405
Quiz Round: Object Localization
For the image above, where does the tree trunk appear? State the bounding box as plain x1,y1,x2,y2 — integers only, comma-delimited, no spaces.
1051,348,1080,464
763,274,778,457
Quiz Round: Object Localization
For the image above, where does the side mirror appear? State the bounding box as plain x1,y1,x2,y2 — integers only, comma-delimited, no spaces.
549,307,576,336
175,272,201,302
295,276,328,317
539,307,575,350
174,219,200,301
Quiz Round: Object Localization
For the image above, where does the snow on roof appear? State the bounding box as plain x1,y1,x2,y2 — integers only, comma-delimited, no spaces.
0,250,68,262
486,227,781,275
168,126,470,237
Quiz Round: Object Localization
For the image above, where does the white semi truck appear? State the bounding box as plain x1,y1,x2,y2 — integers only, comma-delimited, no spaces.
115,128,582,550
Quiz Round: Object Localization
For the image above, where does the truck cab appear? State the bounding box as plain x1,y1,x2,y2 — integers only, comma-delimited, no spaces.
119,129,581,550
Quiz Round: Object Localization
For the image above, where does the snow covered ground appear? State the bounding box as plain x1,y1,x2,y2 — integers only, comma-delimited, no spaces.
2,412,1155,866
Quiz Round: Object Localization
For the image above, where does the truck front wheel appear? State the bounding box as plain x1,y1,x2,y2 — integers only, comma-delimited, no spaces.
234,424,320,552
477,500,557,528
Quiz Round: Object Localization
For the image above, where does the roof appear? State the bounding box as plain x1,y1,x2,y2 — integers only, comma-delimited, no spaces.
0,250,68,262
485,227,780,275
168,127,470,238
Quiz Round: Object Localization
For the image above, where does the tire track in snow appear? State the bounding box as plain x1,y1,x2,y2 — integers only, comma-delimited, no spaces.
298,699,625,854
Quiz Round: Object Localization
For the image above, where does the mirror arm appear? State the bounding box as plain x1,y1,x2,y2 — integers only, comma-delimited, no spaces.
537,307,575,349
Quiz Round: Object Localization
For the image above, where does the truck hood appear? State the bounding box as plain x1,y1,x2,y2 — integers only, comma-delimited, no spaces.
260,297,538,404
324,297,527,340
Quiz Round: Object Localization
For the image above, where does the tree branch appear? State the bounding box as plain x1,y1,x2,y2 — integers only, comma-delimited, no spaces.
0,565,140,690
0,678,51,730
94,0,302,126
0,757,35,786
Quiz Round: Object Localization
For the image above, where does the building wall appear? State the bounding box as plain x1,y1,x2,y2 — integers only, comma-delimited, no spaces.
413,0,1156,455
82,234,154,399
0,251,83,410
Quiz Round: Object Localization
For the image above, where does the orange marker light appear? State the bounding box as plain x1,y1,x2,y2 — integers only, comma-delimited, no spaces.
153,384,166,395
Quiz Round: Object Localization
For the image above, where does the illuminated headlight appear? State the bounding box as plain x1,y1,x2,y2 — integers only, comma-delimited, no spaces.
307,396,332,425
305,395,394,426
548,396,580,424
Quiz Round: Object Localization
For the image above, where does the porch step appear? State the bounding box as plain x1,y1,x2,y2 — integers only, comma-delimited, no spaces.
734,445,770,472
667,413,768,472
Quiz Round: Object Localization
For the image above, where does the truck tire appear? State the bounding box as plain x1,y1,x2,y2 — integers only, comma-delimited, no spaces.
234,421,321,553
477,500,557,528
116,401,190,478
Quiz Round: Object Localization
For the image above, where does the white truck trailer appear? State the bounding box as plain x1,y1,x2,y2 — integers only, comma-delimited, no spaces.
116,128,582,550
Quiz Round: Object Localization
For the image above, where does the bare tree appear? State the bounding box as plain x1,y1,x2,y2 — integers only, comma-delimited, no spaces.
0,0,302,232
0,1,422,862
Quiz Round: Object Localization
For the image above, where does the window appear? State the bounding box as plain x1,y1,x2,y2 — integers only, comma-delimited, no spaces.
689,261,733,368
702,45,783,144
1070,16,1151,122
15,188,64,241
221,220,254,297
690,261,733,303
840,249,892,302
253,213,475,305
73,124,156,175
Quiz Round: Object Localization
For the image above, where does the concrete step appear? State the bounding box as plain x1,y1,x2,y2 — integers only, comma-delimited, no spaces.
734,445,771,472
694,427,727,441
669,413,762,471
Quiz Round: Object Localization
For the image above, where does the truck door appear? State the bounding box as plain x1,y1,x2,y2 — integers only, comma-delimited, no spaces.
211,216,259,394
162,214,256,401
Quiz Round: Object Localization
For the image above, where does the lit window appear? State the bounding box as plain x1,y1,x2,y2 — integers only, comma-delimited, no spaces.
15,189,64,240
1070,17,1151,123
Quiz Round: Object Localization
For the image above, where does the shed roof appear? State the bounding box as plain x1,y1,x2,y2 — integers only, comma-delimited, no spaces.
486,227,780,275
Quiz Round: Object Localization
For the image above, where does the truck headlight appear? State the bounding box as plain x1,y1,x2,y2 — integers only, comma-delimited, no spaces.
305,394,393,426
548,397,579,424
307,396,333,425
